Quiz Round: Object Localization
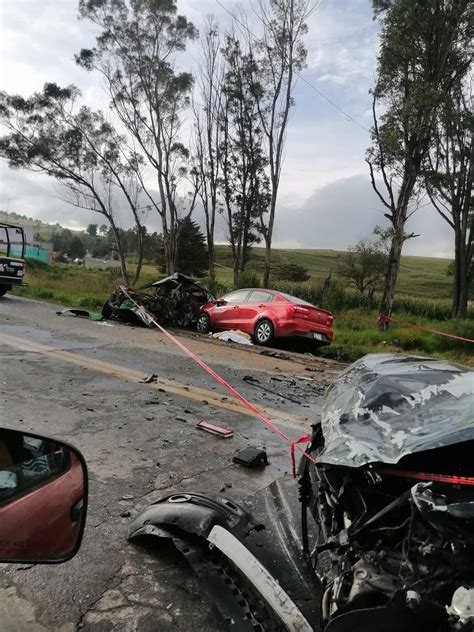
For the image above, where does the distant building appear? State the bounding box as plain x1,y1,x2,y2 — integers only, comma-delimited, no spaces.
0,222,52,263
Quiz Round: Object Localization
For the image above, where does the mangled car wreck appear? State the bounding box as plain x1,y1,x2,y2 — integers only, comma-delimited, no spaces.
102,273,214,328
299,354,474,631
128,354,474,632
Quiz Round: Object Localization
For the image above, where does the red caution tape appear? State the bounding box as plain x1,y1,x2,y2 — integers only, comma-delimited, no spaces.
291,434,311,478
380,468,474,486
378,314,474,343
120,287,316,466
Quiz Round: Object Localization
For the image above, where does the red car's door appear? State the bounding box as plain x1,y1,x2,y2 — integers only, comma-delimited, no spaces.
211,290,250,330
239,290,276,333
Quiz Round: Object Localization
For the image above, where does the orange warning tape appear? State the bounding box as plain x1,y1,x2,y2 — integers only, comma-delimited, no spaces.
378,315,474,343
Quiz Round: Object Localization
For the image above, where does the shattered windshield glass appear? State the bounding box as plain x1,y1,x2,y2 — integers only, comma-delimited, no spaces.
317,353,474,467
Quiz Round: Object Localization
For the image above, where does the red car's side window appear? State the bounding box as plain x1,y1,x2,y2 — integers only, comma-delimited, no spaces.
248,291,274,303
224,291,250,304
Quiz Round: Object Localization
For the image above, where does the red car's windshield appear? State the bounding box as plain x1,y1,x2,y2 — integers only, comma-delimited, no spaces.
276,292,314,307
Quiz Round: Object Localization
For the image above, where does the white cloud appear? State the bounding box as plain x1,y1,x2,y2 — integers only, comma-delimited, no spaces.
273,175,453,258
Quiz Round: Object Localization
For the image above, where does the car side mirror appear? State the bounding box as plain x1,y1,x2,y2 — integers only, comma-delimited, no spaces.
0,428,88,563
215,299,227,306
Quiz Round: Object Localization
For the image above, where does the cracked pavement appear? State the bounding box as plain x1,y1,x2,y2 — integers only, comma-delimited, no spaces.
0,295,341,631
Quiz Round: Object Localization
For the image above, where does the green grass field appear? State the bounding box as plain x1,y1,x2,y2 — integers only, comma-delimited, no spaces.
213,245,453,298
10,252,473,367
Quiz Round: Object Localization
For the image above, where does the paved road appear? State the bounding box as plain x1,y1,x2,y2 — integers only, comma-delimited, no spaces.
0,295,340,631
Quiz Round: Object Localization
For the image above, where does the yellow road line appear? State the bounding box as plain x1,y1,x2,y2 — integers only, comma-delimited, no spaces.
0,332,310,432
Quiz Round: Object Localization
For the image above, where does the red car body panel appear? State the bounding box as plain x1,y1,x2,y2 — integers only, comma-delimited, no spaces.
201,288,334,343
0,454,84,560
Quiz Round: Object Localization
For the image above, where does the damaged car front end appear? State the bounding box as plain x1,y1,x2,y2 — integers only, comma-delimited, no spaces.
299,354,474,632
102,273,214,328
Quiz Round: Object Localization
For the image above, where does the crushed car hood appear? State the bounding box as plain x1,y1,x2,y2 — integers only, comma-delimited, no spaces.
317,353,474,467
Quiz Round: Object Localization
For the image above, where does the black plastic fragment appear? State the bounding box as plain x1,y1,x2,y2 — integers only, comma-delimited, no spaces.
233,448,269,468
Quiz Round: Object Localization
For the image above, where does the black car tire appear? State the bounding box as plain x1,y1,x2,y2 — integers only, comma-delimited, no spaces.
196,312,211,334
254,319,274,346
0,285,8,297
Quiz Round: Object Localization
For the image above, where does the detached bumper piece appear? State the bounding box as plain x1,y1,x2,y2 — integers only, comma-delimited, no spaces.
128,492,313,632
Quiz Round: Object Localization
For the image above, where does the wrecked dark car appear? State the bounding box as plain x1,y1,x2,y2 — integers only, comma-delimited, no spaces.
102,273,214,328
128,353,474,631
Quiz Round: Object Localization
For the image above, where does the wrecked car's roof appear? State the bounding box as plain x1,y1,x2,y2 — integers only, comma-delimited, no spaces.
146,273,211,293
318,353,474,468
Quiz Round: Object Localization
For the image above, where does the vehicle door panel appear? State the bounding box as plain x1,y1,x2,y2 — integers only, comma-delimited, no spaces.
212,291,250,330
240,291,275,332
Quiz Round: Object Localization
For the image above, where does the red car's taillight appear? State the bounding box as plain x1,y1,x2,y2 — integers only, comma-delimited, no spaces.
288,305,310,317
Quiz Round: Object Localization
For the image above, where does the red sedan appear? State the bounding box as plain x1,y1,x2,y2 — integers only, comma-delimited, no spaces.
197,288,333,346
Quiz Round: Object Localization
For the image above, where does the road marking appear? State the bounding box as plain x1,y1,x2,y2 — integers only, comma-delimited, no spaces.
0,332,310,432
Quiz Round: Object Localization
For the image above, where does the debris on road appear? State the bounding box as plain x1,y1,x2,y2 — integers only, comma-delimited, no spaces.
196,420,234,438
140,373,158,384
259,349,290,360
243,375,302,405
57,308,104,321
102,273,214,328
233,448,269,468
211,330,253,345
243,375,260,384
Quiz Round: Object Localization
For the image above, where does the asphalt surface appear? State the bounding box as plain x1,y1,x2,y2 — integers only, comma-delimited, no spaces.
0,295,341,631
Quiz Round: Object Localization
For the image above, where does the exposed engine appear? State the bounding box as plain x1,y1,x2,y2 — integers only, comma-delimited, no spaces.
299,354,474,632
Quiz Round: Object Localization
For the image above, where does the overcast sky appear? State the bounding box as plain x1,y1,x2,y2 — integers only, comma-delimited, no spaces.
0,0,454,257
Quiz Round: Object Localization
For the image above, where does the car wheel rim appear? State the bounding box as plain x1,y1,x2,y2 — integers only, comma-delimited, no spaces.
197,315,208,332
257,322,271,342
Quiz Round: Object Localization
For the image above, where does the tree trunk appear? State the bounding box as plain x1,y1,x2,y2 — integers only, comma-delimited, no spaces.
452,228,462,318
453,225,470,319
378,230,403,329
131,228,143,287
208,242,215,281
263,236,271,288
161,229,174,275
233,264,239,288
168,231,178,275
262,183,278,288
109,220,129,286
367,287,375,311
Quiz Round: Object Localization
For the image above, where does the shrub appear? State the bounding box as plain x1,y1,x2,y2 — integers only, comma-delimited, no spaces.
273,262,310,282
235,271,260,289
200,276,230,298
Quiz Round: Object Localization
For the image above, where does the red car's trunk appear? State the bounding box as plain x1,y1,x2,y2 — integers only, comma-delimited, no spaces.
287,303,333,328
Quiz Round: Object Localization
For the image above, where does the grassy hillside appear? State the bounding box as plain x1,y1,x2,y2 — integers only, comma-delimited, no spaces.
214,245,453,299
